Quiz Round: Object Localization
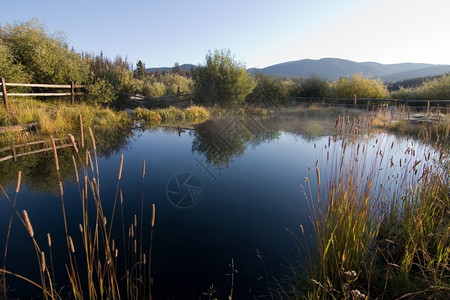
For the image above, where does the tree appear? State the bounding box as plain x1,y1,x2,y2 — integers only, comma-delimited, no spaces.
1,18,90,84
247,73,287,105
0,44,30,83
136,60,146,79
292,76,330,97
193,49,255,106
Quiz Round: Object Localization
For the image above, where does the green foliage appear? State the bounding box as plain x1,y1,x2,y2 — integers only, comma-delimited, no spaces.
161,73,194,95
290,76,330,97
1,18,90,84
193,49,255,106
247,73,287,104
0,44,30,83
136,60,146,79
85,78,117,104
142,79,166,98
390,74,450,100
329,74,389,99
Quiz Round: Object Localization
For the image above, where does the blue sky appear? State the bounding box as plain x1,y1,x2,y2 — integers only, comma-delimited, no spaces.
1,0,449,68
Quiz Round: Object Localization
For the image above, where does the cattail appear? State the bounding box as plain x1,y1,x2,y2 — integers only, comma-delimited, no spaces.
68,134,78,153
143,253,146,264
88,127,96,151
79,113,84,148
41,251,46,272
316,167,321,186
16,171,21,193
118,154,124,180
50,136,59,171
69,236,75,253
300,224,304,235
72,156,79,183
47,233,52,247
134,214,137,227
151,204,156,228
134,239,137,254
87,151,94,173
23,210,34,237
142,159,146,179
59,181,64,196
115,249,118,258
79,224,83,232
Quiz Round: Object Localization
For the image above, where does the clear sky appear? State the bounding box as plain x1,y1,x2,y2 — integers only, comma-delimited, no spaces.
1,0,449,69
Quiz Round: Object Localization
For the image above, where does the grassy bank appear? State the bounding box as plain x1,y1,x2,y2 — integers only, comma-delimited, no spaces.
0,98,130,144
293,120,449,299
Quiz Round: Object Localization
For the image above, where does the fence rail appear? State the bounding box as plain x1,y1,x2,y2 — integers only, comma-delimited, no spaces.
1,78,85,109
288,96,450,106
0,137,71,163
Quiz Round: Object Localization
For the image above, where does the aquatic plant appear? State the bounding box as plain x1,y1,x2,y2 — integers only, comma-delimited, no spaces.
296,117,449,299
1,126,156,299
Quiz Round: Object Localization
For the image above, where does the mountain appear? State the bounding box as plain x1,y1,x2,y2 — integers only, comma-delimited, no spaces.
247,58,450,81
146,64,196,73
147,59,450,82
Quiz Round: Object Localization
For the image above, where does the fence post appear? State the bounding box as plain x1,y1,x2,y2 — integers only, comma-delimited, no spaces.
1,78,8,110
70,81,75,106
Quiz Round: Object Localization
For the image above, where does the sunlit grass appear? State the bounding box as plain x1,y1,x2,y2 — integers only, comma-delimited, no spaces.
295,117,449,299
0,98,130,143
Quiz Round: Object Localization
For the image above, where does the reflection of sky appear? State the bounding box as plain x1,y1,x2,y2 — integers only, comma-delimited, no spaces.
0,126,445,299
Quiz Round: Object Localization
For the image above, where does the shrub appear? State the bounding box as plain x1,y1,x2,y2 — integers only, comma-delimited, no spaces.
184,105,210,121
329,74,389,99
291,76,330,98
1,18,90,85
85,78,117,104
193,49,255,106
247,73,287,105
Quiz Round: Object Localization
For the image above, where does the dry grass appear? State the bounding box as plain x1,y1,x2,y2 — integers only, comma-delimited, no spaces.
295,115,449,299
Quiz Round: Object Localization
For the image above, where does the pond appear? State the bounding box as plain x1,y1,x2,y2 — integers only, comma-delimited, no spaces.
0,112,441,299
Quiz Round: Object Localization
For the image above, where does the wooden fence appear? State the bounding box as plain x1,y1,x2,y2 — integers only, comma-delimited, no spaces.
1,78,85,109
0,137,71,163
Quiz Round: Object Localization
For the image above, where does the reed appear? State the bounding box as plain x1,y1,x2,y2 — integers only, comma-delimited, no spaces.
297,116,449,299
0,121,156,299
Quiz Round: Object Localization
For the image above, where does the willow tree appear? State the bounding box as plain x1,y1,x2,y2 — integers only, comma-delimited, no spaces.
193,49,254,106
1,18,90,84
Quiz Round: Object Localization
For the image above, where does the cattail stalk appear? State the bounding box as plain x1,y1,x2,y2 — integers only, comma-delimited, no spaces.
23,210,34,237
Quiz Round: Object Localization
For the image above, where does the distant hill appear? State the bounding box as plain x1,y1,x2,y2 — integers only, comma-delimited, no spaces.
146,64,196,73
248,58,450,81
147,58,450,82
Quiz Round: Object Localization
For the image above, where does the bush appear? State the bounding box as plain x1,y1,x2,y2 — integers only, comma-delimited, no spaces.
329,74,389,99
193,49,255,106
0,44,30,84
85,78,117,104
291,76,330,97
161,73,194,95
1,18,90,85
390,74,450,100
247,73,287,105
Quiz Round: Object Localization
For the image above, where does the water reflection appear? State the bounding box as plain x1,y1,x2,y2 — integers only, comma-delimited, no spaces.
0,112,445,299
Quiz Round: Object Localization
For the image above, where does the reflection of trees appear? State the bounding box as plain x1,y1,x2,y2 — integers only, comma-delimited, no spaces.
0,126,133,193
192,116,280,167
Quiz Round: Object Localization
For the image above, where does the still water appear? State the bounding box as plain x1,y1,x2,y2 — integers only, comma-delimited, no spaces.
0,114,436,299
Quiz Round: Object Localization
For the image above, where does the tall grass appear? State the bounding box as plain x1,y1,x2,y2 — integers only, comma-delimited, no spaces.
134,105,210,124
296,117,449,299
0,98,130,143
0,122,156,299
